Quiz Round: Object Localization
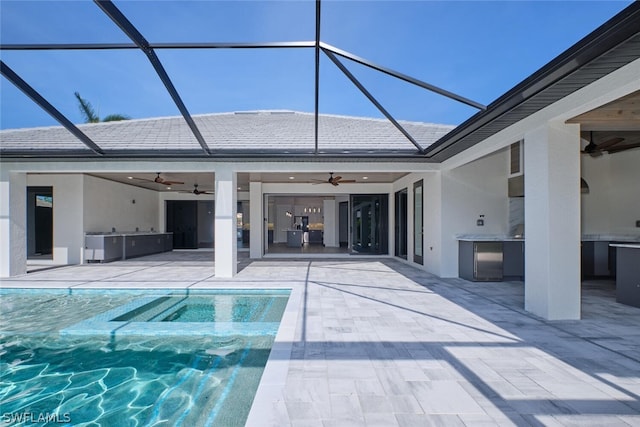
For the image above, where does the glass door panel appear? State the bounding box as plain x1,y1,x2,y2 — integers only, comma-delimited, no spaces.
395,188,408,259
351,194,388,254
413,180,423,264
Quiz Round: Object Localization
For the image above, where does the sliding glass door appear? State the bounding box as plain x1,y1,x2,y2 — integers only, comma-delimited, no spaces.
351,194,388,254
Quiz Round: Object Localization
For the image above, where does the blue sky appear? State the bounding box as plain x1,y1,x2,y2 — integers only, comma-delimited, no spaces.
0,0,634,130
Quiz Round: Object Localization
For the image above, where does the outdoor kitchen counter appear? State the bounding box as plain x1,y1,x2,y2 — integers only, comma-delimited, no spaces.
457,236,524,281
609,243,640,308
456,235,524,241
85,232,173,263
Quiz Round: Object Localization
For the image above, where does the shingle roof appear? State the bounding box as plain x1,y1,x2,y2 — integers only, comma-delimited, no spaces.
0,111,454,155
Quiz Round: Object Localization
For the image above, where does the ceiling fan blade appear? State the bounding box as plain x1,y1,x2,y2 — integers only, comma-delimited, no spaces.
338,180,357,183
131,177,156,183
162,180,184,185
606,142,640,153
597,137,625,150
333,175,343,181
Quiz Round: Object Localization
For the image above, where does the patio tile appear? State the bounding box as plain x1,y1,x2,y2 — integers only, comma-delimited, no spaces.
4,253,640,426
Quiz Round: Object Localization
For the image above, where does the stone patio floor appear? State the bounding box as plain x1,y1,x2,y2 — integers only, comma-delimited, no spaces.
3,251,640,426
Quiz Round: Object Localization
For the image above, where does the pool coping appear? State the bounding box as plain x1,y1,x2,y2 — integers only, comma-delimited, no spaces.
245,282,303,426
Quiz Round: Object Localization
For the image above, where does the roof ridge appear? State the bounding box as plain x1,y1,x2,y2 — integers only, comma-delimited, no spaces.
1,110,455,133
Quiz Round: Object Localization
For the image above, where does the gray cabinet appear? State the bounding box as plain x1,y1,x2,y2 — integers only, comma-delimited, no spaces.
459,240,524,282
614,245,640,308
309,230,323,244
85,234,123,263
286,230,303,247
582,241,614,278
85,233,172,263
503,241,525,280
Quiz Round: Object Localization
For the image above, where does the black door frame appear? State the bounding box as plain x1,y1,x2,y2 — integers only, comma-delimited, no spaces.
413,180,424,265
27,186,53,259
395,188,408,259
350,194,388,255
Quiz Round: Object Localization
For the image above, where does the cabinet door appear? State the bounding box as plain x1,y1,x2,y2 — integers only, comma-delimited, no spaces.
503,241,524,279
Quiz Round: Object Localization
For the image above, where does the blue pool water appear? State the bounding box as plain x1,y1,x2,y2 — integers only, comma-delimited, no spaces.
0,289,290,426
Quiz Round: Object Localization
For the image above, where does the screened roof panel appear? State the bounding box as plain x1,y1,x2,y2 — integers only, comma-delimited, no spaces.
0,0,130,44
0,49,181,129
156,48,316,116
0,1,636,159
334,55,480,127
116,1,316,43
0,79,59,129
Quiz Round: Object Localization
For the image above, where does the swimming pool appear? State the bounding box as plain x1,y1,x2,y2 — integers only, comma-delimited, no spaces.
0,289,290,426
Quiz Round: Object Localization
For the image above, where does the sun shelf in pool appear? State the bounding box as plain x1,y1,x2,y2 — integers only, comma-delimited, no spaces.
61,290,290,337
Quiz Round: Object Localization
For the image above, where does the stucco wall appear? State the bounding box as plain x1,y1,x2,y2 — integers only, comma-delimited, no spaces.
440,149,509,277
83,175,159,233
581,149,640,235
27,174,84,265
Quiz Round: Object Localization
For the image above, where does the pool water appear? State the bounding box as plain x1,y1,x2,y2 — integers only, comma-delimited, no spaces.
0,289,289,426
113,293,288,323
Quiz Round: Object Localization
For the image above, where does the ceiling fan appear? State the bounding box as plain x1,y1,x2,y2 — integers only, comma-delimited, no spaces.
581,131,626,157
180,184,213,195
133,172,184,185
311,172,356,186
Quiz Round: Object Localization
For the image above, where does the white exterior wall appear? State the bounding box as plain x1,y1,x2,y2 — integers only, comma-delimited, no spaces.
440,150,509,277
581,150,640,235
215,167,237,277
83,174,159,233
0,172,27,277
27,174,84,265
323,199,338,247
249,181,263,258
392,172,443,274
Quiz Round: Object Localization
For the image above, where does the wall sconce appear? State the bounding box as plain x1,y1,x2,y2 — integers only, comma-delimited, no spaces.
580,178,590,194
285,211,292,217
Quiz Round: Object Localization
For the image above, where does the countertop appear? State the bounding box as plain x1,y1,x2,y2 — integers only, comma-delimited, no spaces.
456,235,524,242
85,231,171,237
457,234,640,243
581,234,640,242
609,243,640,249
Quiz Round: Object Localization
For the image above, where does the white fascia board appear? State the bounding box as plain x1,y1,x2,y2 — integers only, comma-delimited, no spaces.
0,160,440,174
441,57,640,171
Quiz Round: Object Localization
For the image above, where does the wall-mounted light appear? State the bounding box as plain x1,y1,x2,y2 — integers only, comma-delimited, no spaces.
580,178,590,194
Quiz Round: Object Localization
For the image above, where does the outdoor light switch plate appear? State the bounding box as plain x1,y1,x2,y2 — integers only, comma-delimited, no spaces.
477,219,484,226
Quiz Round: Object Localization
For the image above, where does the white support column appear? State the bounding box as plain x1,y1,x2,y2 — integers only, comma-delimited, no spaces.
214,167,237,277
524,122,581,320
249,181,263,259
0,171,27,277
